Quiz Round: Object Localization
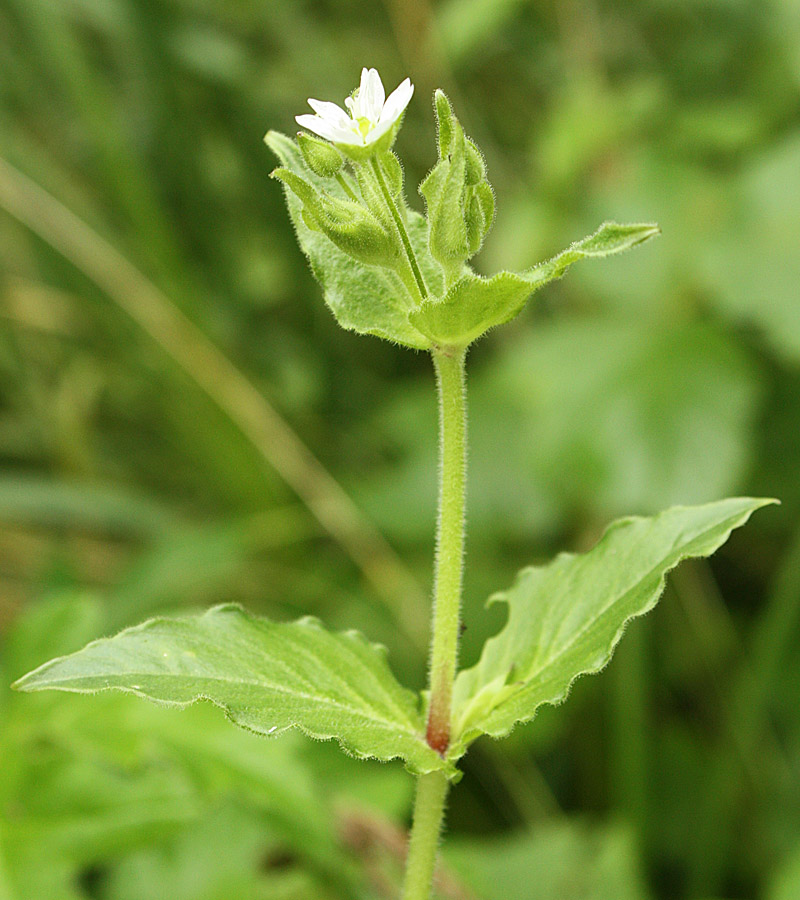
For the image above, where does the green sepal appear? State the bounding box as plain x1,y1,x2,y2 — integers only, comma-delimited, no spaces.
271,167,398,268
420,91,495,283
333,112,407,163
379,151,404,199
266,131,432,349
464,138,485,185
409,221,660,348
296,131,344,178
466,181,495,255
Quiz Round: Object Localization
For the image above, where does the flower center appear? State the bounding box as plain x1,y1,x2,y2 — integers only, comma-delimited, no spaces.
356,116,373,138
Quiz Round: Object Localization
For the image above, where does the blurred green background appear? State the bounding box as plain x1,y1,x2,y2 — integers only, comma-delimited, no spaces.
1,0,800,898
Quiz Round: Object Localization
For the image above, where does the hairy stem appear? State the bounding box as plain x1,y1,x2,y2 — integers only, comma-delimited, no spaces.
336,171,359,201
426,347,468,755
400,772,449,900
402,347,467,900
370,156,428,302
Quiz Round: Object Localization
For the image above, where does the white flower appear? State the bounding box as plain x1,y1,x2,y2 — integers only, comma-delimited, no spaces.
296,68,414,149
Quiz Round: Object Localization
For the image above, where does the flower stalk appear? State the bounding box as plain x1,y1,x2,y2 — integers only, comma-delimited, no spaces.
370,156,428,303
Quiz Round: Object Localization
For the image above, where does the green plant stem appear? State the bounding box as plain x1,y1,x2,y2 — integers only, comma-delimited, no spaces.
370,156,428,301
401,348,467,900
336,172,358,201
401,771,449,900
426,347,468,755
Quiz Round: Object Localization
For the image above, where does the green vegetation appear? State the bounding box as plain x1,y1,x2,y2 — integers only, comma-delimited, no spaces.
1,1,799,898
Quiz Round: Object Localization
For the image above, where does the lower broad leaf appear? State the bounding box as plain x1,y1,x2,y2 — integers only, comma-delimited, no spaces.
13,604,449,776
450,497,775,759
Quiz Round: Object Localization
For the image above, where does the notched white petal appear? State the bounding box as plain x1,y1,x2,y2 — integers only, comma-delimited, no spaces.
361,67,386,121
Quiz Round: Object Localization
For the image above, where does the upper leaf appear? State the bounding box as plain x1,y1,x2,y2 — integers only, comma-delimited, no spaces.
521,221,660,289
409,271,532,347
13,604,450,776
265,130,433,349
449,498,775,759
409,221,660,348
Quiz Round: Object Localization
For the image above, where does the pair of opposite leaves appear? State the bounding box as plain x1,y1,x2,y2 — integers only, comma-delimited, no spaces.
12,85,773,775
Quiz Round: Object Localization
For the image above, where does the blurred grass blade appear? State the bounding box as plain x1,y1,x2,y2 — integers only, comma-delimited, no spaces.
0,155,427,650
0,474,177,537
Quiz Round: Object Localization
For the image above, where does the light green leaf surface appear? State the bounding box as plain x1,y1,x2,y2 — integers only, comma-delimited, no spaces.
265,131,433,349
409,271,532,346
14,604,448,775
768,839,800,900
450,498,774,758
409,222,659,347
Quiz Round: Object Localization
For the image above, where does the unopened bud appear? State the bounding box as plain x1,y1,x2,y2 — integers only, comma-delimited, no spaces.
297,132,344,178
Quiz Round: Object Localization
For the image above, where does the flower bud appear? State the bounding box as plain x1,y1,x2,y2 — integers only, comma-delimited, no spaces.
420,91,495,283
271,167,398,267
297,132,344,178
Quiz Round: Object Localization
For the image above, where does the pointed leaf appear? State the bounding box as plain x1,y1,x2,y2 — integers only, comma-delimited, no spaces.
14,604,449,775
450,498,775,759
265,131,433,349
408,222,659,348
521,221,660,290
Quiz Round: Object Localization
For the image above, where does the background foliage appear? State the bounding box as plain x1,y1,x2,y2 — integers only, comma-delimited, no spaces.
1,0,799,897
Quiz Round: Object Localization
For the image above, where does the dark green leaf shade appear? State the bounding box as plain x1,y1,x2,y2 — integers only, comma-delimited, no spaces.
13,604,450,776
448,497,775,759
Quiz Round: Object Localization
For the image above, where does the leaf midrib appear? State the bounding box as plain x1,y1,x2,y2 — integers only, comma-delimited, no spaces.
477,512,745,721
28,667,422,736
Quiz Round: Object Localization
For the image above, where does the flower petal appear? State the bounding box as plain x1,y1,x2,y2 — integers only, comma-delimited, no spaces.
361,68,386,122
307,99,351,127
380,78,414,127
364,116,396,145
296,114,361,145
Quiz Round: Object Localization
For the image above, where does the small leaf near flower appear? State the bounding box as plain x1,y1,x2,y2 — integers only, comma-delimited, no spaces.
409,221,660,349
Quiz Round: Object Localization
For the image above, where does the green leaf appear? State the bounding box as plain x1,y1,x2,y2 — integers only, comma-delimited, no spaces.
522,220,660,289
409,271,532,346
14,604,448,775
450,498,775,759
265,131,432,349
409,222,659,347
